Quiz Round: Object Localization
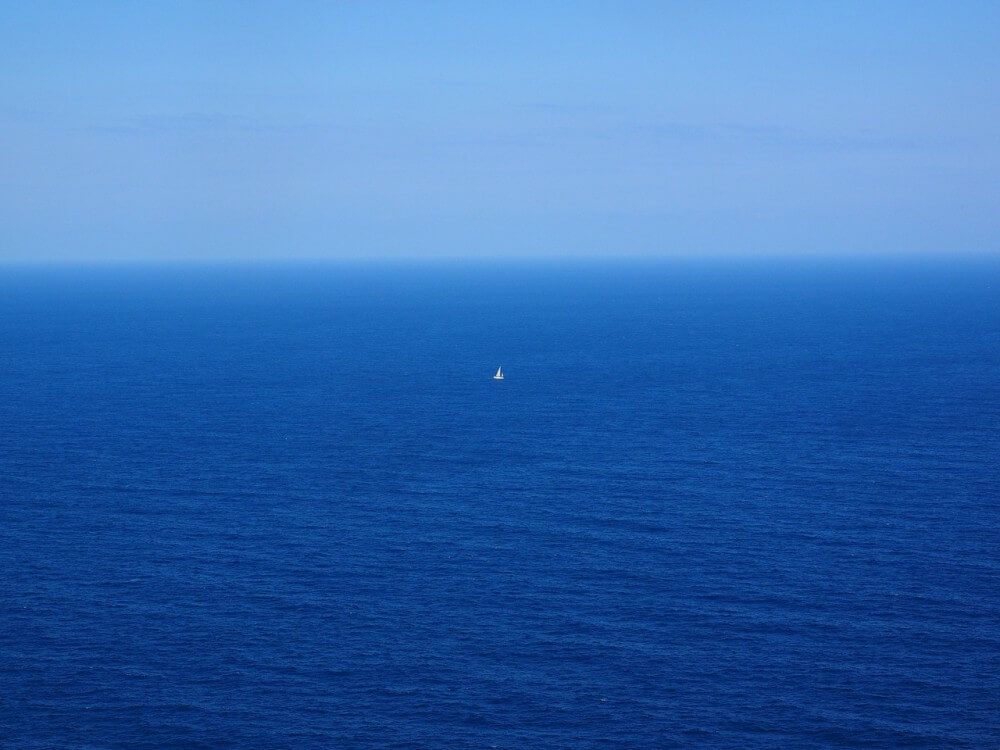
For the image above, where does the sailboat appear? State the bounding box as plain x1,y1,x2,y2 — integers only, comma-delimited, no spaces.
493,366,504,380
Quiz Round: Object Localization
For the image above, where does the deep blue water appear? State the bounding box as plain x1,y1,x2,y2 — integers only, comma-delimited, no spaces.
1,258,998,749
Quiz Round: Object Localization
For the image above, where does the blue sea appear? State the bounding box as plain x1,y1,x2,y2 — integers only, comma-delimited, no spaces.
1,258,998,749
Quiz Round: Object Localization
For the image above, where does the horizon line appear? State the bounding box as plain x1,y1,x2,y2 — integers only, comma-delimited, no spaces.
2,248,999,268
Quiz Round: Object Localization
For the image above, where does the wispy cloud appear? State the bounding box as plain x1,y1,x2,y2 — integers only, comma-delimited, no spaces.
512,101,953,153
76,112,280,135
516,101,618,115
0,106,55,123
633,121,948,152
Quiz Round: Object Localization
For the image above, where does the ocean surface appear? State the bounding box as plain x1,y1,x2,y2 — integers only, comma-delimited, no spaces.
1,258,998,749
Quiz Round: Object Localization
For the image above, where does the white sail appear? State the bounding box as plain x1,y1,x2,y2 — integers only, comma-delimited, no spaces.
494,366,504,380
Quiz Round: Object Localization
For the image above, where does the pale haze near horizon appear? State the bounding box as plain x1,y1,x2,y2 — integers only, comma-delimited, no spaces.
2,1,998,263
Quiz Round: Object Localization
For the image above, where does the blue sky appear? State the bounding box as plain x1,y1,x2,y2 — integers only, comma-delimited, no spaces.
2,1,998,261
